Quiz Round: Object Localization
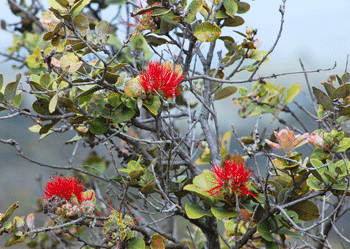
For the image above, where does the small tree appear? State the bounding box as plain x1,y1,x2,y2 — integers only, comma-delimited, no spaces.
1,0,350,248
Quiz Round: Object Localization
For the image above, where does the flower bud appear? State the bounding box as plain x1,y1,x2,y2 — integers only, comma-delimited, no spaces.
308,132,325,148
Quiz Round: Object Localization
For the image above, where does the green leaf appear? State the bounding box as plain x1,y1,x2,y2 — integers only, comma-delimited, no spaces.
223,16,244,27
70,0,91,18
133,5,164,16
75,85,101,100
0,202,19,226
40,120,59,135
223,0,238,18
127,237,145,249
119,160,145,179
288,200,320,221
0,74,3,90
211,206,236,220
12,94,22,107
28,124,41,133
60,53,83,73
224,220,235,234
145,35,170,47
214,86,237,100
49,93,58,113
341,72,350,83
65,134,82,144
150,234,165,249
40,73,51,88
322,82,336,96
160,11,180,26
283,84,301,106
33,99,59,116
335,137,350,152
257,219,274,242
332,83,350,100
56,0,69,8
143,96,161,115
57,97,74,109
185,203,213,219
0,106,9,112
219,36,235,44
4,74,21,104
215,10,228,19
140,179,157,194
73,14,89,34
82,151,108,174
183,184,209,197
113,107,135,123
237,2,250,14
95,20,110,41
151,8,171,17
310,158,323,168
4,234,28,247
194,21,222,42
184,0,203,23
324,172,338,184
125,78,144,97
312,86,334,111
336,74,344,85
0,92,4,102
48,0,66,11
184,170,220,205
104,71,120,84
87,117,109,135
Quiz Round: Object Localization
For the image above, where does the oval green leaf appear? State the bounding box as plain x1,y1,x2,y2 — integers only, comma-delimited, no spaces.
341,72,350,83
87,116,109,135
127,237,145,249
70,0,91,18
223,16,244,27
4,74,21,104
237,2,250,14
184,0,203,23
211,206,236,220
312,86,334,111
49,93,58,113
223,0,238,18
143,96,161,115
332,83,350,100
288,200,320,221
185,203,213,219
95,20,110,40
257,219,274,242
194,21,221,42
283,84,301,106
322,82,336,96
214,86,237,100
0,74,3,89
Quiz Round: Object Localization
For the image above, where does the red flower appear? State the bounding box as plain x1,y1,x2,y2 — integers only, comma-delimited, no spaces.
41,175,92,203
139,61,184,98
208,160,255,197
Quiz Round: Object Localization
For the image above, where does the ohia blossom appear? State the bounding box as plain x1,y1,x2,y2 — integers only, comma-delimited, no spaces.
308,132,325,148
41,175,93,203
208,160,255,198
265,128,309,157
139,61,184,98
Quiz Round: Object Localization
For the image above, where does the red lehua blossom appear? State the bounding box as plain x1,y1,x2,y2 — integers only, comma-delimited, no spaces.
139,61,184,98
208,160,256,197
41,175,92,203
